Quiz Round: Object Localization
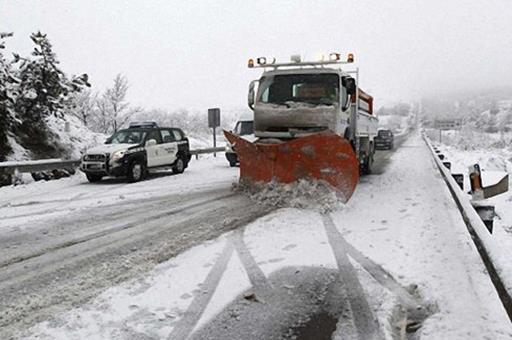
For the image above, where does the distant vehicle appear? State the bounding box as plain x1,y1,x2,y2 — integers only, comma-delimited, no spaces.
375,129,394,150
225,118,254,167
80,122,191,183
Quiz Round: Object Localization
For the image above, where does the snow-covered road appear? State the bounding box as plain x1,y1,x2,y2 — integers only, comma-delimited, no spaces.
2,132,512,339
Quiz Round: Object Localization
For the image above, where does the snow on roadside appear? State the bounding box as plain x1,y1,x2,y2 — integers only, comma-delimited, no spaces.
45,114,107,160
331,131,512,339
431,138,512,296
6,136,30,161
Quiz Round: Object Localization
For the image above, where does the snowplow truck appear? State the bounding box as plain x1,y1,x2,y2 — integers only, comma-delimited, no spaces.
224,54,378,202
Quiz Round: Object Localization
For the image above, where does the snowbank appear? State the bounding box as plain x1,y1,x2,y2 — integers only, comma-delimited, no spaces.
429,137,512,296
234,179,346,213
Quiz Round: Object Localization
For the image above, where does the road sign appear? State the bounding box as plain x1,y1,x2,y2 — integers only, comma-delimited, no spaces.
434,119,462,130
208,108,221,128
208,108,221,157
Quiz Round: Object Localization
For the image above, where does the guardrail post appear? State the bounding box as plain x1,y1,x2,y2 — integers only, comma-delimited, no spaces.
472,203,495,234
443,161,451,170
452,174,464,190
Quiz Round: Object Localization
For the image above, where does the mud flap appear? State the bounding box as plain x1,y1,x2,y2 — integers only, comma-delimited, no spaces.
224,131,359,202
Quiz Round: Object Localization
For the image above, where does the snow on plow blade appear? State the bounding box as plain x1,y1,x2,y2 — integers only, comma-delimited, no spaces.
224,131,359,202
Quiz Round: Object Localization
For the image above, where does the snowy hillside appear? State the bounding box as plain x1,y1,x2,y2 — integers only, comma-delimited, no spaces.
6,114,106,161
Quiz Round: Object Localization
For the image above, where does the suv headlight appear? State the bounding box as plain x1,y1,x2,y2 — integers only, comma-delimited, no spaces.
112,150,127,162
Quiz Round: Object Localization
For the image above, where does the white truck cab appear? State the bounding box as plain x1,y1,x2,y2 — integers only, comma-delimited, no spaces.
80,122,192,182
247,54,379,173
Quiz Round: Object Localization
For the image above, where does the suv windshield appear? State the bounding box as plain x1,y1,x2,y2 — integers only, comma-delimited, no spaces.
106,130,146,144
258,73,339,106
235,121,254,135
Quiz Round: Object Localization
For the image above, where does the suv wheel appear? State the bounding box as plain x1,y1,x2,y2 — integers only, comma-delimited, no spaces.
128,160,145,182
172,157,185,174
86,173,103,183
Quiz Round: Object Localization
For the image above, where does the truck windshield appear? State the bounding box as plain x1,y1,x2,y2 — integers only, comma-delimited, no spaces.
106,130,146,144
235,121,254,135
258,73,339,106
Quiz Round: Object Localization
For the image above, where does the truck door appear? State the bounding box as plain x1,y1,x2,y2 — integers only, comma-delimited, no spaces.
159,129,178,165
145,130,162,167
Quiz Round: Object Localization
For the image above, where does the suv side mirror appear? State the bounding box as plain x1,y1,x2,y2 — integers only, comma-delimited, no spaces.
146,139,157,147
344,77,357,96
248,80,258,110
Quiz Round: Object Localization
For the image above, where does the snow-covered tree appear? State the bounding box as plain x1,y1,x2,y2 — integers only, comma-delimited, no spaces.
14,32,90,123
91,74,141,133
69,89,96,126
0,32,18,161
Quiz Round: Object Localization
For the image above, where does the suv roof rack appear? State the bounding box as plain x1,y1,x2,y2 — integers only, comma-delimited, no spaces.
129,121,158,129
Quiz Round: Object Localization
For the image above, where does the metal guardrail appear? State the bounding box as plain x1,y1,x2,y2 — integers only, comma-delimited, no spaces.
0,147,227,175
423,133,512,321
0,159,80,175
190,146,226,156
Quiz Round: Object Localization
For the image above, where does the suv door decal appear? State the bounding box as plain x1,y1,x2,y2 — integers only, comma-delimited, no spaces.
160,129,178,165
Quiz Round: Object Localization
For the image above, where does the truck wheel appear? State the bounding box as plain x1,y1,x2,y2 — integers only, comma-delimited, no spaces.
128,160,145,182
86,173,103,183
361,152,374,175
172,157,185,174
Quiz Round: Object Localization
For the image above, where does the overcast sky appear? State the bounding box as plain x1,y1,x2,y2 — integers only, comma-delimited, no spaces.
2,0,512,111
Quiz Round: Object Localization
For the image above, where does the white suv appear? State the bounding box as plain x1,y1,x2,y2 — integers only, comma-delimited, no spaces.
80,122,192,182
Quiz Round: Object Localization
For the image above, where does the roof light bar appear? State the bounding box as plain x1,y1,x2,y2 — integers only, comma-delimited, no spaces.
247,52,355,69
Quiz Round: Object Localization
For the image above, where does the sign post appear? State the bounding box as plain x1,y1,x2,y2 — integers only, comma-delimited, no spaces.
208,108,221,157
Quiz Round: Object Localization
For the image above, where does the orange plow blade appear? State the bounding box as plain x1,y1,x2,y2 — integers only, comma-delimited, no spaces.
224,131,360,202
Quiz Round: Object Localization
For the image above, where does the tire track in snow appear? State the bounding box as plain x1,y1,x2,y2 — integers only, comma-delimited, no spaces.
231,229,273,292
167,240,235,340
168,228,274,340
0,192,270,338
322,214,384,340
0,186,231,267
0,192,235,269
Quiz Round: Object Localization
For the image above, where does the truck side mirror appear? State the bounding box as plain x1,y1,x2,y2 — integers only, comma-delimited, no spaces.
344,77,357,95
248,80,258,110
